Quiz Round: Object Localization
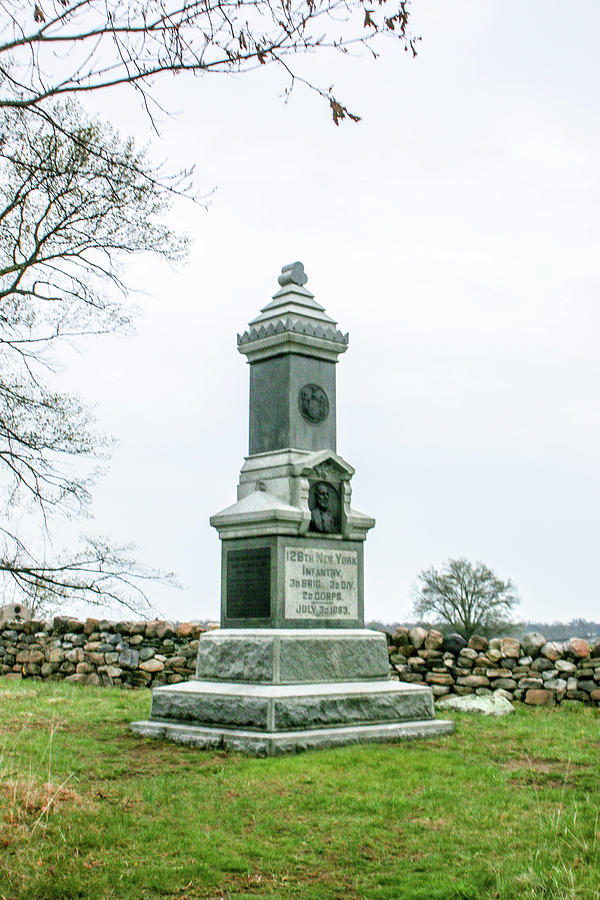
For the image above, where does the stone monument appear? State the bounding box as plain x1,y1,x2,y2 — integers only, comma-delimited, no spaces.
132,262,454,754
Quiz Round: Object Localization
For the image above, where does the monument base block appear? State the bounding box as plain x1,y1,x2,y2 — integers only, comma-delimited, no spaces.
131,634,455,756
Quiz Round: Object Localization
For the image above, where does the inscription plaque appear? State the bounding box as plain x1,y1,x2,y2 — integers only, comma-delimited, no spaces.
227,548,271,619
284,546,358,620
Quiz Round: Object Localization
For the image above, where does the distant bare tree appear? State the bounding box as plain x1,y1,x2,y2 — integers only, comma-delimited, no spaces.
413,558,520,640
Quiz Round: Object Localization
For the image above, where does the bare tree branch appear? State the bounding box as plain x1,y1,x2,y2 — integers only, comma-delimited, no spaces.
0,0,418,123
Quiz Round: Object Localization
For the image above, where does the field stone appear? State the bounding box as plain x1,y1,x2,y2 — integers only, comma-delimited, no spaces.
76,661,94,674
525,689,555,706
140,658,164,673
104,665,123,679
392,627,411,647
425,672,454,686
408,657,426,670
53,616,84,635
409,627,427,649
565,638,590,659
389,653,407,665
177,623,201,639
531,657,554,672
468,635,488,652
493,688,512,701
541,641,564,661
456,675,489,687
555,659,577,674
118,648,139,669
591,641,600,658
424,630,444,651
544,678,567,691
485,668,506,679
436,694,514,716
519,677,544,689
166,656,186,667
444,633,467,654
493,678,517,691
521,632,547,657
500,637,520,658
139,647,155,662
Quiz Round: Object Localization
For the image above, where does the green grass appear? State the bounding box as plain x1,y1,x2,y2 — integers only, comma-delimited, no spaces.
0,681,599,899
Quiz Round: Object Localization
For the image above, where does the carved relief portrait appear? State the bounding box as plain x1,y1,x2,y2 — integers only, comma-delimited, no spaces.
308,481,340,534
298,384,329,425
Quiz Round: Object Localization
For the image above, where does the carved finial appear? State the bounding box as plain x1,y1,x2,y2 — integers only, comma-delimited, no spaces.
278,261,308,287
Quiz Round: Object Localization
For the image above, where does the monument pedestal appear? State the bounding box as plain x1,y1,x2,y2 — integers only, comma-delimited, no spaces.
131,629,454,755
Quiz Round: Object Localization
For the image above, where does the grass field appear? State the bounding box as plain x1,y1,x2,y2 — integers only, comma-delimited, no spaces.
0,681,598,900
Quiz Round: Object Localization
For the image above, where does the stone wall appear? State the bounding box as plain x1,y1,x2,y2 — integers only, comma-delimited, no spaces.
388,627,600,706
3,616,600,706
0,616,205,688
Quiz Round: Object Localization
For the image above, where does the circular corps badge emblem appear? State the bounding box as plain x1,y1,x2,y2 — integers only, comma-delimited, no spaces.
298,384,329,425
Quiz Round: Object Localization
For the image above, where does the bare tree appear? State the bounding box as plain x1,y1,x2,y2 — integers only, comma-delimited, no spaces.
0,101,182,614
412,558,520,640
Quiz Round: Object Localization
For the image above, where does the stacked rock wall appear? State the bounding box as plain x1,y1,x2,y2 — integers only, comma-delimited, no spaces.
0,616,204,688
2,616,600,705
388,627,600,706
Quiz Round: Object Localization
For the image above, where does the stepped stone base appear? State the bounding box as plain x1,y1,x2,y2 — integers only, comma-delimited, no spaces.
131,629,454,756
131,718,455,757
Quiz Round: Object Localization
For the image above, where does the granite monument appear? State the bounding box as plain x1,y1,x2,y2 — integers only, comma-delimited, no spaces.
132,262,454,754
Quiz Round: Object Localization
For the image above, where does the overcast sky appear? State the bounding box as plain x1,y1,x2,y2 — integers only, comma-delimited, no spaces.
54,0,600,625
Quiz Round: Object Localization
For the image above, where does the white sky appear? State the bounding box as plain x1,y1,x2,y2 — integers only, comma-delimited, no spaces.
53,0,600,625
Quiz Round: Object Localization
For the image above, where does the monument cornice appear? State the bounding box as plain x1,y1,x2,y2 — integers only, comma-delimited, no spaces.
237,327,348,363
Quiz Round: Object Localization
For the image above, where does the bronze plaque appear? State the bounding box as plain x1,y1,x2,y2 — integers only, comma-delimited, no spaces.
226,548,271,619
298,384,329,424
308,481,340,534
